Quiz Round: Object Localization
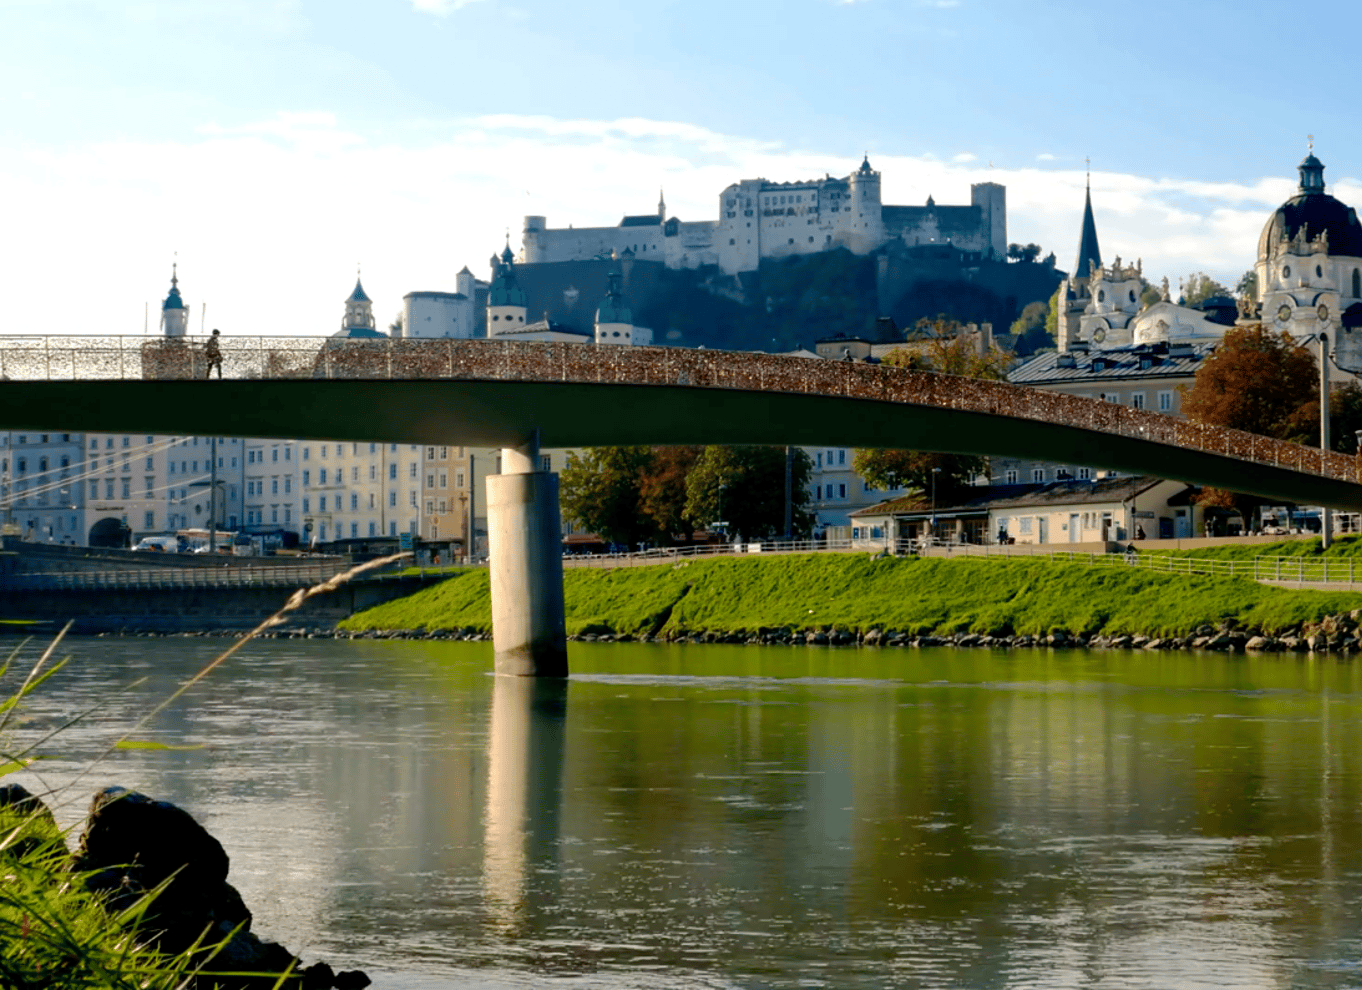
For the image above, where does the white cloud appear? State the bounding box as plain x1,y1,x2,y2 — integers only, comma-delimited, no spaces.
952,152,976,164
0,113,1307,340
1036,152,1056,162
408,0,486,13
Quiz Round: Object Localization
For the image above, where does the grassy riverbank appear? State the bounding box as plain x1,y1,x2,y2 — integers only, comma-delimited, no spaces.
339,553,1362,639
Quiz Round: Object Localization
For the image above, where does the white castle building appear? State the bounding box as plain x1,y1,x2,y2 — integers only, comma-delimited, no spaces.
521,158,1007,275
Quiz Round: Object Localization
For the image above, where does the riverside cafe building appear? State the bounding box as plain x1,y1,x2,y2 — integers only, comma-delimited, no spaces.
849,476,1200,549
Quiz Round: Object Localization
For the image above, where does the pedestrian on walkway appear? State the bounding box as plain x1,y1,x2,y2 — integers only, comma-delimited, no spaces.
205,329,223,379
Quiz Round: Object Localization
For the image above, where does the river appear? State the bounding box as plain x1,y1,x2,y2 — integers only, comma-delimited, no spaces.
8,637,1362,989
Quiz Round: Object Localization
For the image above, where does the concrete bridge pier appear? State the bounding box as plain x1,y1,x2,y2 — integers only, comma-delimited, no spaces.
487,429,568,677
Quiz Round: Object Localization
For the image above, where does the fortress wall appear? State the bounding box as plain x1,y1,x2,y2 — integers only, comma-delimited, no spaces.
523,224,665,265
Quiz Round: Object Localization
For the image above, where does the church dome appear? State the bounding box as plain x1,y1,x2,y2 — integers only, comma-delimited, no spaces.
1258,153,1362,260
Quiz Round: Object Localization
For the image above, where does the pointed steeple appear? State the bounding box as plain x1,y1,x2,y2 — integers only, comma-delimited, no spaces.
1074,174,1102,279
658,188,666,221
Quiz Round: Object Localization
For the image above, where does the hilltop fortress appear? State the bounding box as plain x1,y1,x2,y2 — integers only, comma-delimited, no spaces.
522,157,1007,275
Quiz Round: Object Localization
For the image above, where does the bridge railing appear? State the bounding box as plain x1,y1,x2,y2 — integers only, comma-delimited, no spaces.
4,335,1360,486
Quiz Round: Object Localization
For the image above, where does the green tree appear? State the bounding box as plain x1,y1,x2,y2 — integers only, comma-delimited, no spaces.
851,449,985,504
1181,271,1231,306
684,446,813,539
1236,269,1259,302
559,446,657,547
1045,285,1060,337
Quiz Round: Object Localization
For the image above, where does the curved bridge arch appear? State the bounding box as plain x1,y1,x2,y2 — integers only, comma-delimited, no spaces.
0,335,1360,510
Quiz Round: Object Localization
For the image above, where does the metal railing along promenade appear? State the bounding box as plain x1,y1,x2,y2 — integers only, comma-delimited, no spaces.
6,560,353,592
909,539,1362,587
4,334,1361,488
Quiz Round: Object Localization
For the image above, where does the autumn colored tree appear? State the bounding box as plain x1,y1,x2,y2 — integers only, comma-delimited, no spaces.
683,446,813,540
638,446,703,542
1182,323,1319,527
1180,323,1317,440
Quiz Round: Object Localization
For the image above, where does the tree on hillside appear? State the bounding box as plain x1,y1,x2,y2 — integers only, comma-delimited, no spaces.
853,318,1003,505
1007,243,1042,263
881,317,1012,379
1181,271,1231,306
1009,300,1053,356
683,446,813,540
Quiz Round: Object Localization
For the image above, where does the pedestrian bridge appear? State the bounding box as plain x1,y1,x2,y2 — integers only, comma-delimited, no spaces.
0,334,1357,508
2,334,1359,675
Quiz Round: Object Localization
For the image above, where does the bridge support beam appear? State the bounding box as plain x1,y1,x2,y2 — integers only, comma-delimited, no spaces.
487,430,568,677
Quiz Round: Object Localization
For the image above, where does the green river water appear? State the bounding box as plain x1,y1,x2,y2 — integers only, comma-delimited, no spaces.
10,637,1362,989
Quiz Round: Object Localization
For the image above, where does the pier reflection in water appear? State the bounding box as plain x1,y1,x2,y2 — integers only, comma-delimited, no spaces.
9,637,1362,989
482,676,567,936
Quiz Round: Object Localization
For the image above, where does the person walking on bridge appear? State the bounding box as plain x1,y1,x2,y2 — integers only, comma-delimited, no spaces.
205,328,223,379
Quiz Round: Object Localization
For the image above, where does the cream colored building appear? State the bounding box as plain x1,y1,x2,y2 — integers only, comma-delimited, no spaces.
988,477,1196,544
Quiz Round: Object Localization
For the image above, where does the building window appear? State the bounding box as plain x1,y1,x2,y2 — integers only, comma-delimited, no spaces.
1131,392,1145,410
426,474,435,489
319,495,326,511
144,511,154,529
1077,467,1091,480
350,523,358,538
1005,469,1018,484
302,497,310,512
539,455,551,472
389,492,397,507
410,463,417,478
1158,391,1173,412
389,463,397,480
319,468,327,484
350,493,358,510
1032,468,1045,482
838,484,846,498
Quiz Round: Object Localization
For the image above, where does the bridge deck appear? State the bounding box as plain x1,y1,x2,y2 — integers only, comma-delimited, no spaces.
0,335,1359,510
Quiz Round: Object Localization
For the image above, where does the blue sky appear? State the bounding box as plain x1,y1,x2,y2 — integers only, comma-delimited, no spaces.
5,0,1361,335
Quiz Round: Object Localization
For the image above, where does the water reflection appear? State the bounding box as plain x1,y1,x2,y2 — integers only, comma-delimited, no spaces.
10,639,1362,989
482,676,567,936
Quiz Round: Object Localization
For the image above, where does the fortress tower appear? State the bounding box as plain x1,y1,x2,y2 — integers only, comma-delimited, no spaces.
846,156,886,254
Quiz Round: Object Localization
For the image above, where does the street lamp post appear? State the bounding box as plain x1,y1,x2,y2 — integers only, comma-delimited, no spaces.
458,491,469,564
1320,332,1332,549
930,467,941,545
209,435,217,553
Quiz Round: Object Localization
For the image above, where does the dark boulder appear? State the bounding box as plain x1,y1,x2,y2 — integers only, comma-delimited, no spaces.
74,787,369,990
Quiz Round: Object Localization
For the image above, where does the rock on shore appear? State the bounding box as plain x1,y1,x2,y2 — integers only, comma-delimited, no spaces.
3,783,369,990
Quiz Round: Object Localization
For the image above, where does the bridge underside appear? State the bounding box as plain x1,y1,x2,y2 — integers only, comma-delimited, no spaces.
4,378,1362,510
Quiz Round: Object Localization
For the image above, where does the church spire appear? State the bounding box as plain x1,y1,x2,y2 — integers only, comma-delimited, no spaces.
1074,172,1102,280
658,188,666,221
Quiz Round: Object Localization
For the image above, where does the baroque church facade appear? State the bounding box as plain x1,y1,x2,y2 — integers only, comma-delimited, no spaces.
520,157,1007,276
